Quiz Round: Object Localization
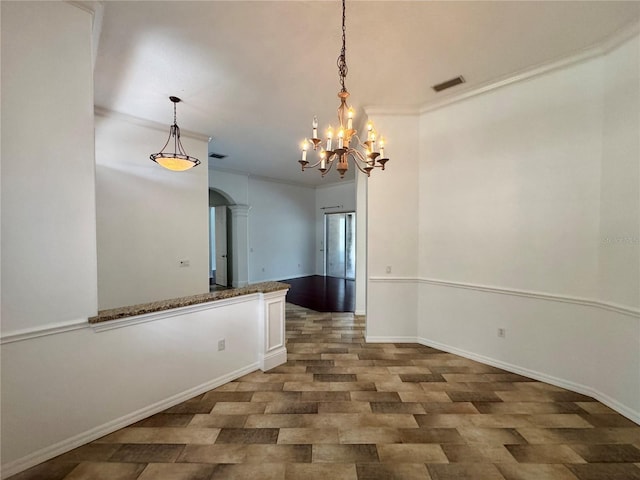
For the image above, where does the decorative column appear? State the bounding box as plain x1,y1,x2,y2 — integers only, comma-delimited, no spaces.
228,205,250,288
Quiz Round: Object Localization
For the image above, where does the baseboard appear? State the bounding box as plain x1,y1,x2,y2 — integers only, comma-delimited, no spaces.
260,347,287,371
364,334,638,424
417,336,640,425
1,362,260,479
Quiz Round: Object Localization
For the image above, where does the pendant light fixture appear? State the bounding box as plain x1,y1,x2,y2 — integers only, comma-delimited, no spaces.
297,0,389,179
150,96,201,172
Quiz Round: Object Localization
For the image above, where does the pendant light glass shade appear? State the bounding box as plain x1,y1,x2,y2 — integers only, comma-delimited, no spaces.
150,96,201,172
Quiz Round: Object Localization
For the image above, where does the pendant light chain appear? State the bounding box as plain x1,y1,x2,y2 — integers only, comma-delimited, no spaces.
337,0,348,93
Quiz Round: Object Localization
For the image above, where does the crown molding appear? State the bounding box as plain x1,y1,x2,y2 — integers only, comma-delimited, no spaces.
363,21,639,117
210,166,349,190
66,1,104,70
420,20,640,115
66,1,100,15
94,106,211,142
598,19,640,54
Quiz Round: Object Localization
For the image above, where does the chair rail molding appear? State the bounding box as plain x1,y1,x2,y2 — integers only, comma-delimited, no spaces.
369,276,640,318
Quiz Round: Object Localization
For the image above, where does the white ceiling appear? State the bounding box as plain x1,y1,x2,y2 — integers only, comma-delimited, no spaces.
94,1,640,187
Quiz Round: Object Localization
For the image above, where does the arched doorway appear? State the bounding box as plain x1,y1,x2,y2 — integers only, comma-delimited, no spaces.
209,189,233,288
209,188,250,289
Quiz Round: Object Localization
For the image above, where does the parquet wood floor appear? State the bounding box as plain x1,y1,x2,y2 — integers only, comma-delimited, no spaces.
9,304,640,480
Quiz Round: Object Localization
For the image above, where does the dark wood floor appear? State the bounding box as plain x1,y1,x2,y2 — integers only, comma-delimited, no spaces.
280,275,355,312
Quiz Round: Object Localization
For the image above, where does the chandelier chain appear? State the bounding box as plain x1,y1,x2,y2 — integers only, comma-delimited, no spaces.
337,0,348,93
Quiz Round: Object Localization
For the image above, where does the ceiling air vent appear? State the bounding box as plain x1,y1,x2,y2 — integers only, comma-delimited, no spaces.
432,76,465,93
209,152,228,159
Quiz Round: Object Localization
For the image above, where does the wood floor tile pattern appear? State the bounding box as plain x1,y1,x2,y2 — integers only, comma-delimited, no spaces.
9,304,640,480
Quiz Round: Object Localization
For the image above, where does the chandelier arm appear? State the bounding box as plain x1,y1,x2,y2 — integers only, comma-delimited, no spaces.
323,153,339,177
305,157,326,169
349,151,371,175
350,134,370,152
303,150,336,170
327,152,338,169
349,148,371,167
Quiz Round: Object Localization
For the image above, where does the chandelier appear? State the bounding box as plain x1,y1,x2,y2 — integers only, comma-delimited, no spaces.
298,0,389,179
150,96,201,172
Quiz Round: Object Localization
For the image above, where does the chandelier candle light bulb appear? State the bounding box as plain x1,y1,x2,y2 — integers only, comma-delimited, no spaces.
295,0,389,178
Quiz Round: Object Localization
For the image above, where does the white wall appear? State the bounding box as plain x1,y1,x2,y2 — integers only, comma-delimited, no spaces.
0,1,98,333
0,7,276,475
415,36,639,420
95,112,210,310
210,170,362,285
315,181,356,274
363,33,639,421
365,113,420,339
419,59,603,297
598,36,640,308
209,170,322,283
1,297,262,476
209,169,249,206
248,177,316,282
418,282,639,420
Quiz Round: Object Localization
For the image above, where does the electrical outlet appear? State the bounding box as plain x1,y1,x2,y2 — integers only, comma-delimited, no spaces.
497,328,506,338
217,339,225,351
179,259,190,267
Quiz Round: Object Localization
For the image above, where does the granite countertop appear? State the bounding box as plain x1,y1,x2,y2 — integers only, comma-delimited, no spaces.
88,281,290,324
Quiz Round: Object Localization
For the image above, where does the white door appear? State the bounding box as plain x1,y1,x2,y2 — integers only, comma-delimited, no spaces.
215,206,228,286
